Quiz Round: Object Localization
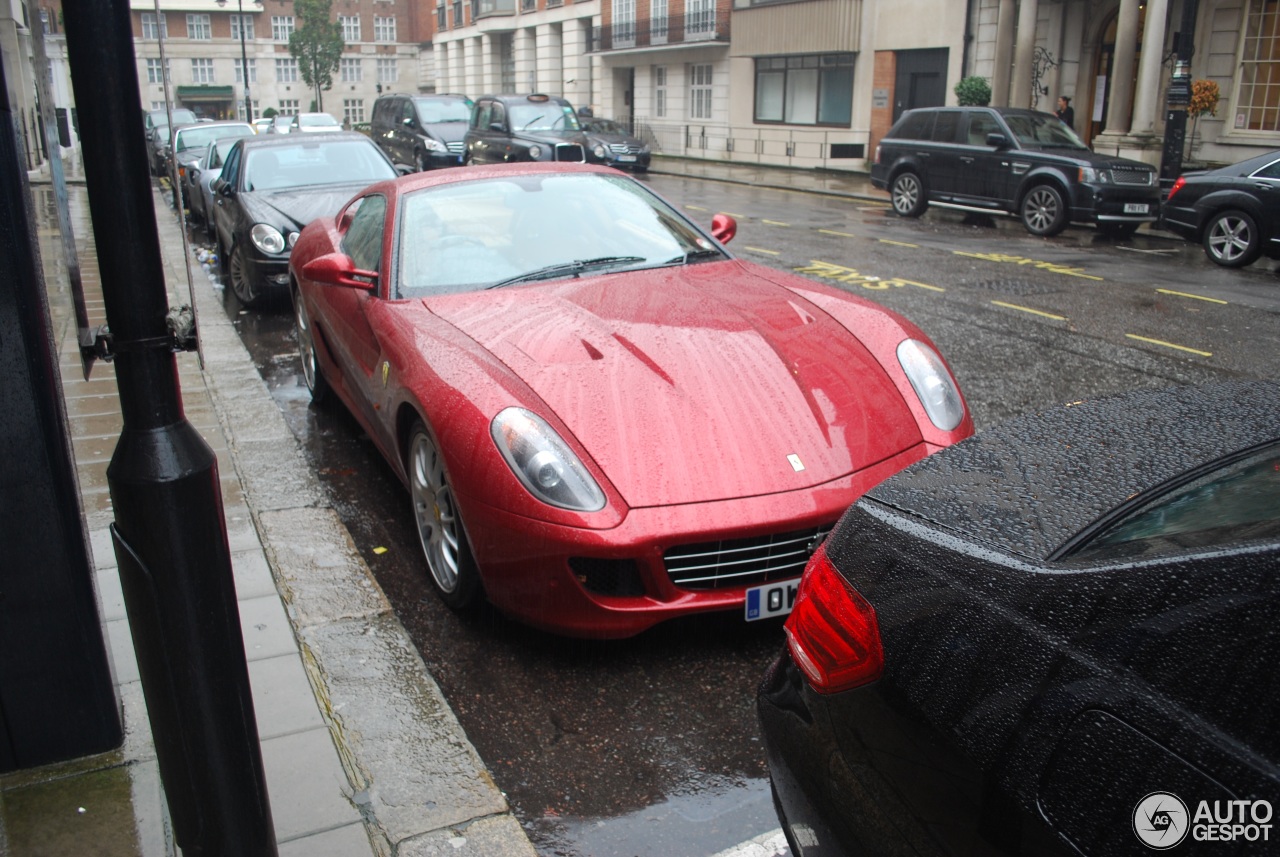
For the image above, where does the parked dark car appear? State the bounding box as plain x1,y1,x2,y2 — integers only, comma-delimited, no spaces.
170,121,254,215
189,137,241,238
144,106,197,135
581,117,651,172
370,92,472,171
1162,150,1280,267
758,380,1280,856
871,106,1160,237
210,132,396,307
464,93,588,165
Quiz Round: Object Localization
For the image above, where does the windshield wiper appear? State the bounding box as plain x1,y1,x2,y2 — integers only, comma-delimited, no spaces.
520,114,547,131
664,248,724,265
488,256,647,289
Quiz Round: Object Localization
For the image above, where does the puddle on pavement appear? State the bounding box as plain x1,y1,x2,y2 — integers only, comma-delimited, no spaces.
526,775,785,857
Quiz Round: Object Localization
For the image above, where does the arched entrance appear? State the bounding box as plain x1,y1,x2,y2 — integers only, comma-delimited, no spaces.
1087,4,1146,144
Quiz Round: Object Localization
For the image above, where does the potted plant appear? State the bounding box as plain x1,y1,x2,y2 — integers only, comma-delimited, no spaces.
955,76,992,107
1187,79,1220,161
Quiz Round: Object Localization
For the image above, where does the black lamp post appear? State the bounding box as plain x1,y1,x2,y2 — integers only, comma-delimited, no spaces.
218,0,259,121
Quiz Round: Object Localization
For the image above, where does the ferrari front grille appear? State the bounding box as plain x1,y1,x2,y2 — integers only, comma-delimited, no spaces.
664,527,830,590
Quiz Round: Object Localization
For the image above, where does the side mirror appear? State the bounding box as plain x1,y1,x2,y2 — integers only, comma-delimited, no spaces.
489,121,506,133
986,132,1009,149
402,116,415,128
213,178,231,197
711,213,737,245
301,252,378,291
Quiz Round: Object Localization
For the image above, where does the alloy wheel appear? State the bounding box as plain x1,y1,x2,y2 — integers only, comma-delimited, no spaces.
410,430,462,595
1207,215,1253,265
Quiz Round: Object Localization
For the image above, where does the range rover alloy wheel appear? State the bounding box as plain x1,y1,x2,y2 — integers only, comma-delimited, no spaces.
1021,184,1069,236
890,171,928,218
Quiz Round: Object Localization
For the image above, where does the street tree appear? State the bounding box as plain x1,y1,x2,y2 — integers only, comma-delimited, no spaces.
289,0,344,113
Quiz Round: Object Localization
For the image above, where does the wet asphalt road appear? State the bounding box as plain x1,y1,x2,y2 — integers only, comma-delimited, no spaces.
195,171,1280,857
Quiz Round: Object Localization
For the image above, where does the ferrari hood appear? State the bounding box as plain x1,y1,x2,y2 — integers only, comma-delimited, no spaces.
426,262,922,508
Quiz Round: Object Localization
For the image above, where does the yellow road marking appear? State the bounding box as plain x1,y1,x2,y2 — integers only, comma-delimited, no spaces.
762,219,790,227
745,246,781,256
722,212,746,218
878,239,919,248
1156,288,1228,305
818,229,857,238
991,300,1068,321
899,278,945,292
686,205,708,211
1125,334,1212,357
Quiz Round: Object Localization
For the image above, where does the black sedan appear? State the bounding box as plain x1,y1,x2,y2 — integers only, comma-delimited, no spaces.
210,132,396,307
759,381,1280,856
1163,151,1280,267
582,118,651,172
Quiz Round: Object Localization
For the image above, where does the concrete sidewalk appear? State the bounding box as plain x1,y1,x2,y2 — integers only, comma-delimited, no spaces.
0,162,535,856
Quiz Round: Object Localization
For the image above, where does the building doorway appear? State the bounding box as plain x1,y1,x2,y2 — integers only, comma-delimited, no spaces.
1088,4,1145,144
893,48,948,124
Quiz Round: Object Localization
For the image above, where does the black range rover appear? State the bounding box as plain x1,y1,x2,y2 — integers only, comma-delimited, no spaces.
464,93,589,165
871,106,1160,237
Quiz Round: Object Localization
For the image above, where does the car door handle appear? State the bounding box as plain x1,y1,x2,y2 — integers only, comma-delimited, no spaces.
960,156,975,163
915,152,930,158
1255,183,1273,191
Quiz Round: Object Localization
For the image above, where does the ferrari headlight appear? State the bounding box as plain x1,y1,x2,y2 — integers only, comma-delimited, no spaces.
491,408,606,512
527,144,543,160
251,223,287,254
896,340,965,431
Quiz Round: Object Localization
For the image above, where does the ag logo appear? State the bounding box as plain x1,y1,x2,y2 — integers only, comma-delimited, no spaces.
1134,792,1189,849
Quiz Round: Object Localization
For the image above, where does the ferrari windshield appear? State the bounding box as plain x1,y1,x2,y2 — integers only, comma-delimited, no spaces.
396,173,724,297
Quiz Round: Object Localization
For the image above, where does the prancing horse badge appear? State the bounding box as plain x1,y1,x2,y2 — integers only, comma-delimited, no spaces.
787,454,804,472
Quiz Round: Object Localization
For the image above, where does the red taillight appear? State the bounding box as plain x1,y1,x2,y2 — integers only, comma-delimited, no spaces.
783,543,884,694
1167,176,1186,201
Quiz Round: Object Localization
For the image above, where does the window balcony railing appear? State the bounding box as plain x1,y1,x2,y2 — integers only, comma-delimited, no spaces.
593,13,725,51
473,0,514,19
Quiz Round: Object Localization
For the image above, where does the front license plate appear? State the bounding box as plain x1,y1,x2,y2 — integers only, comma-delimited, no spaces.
618,154,637,162
745,579,800,621
1123,203,1150,214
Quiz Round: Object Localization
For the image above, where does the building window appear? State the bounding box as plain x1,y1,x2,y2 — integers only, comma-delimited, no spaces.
437,0,446,29
689,64,713,119
230,14,254,40
341,58,363,82
612,0,635,46
146,58,170,84
652,0,668,43
344,98,365,124
191,58,216,84
340,15,361,41
238,100,259,121
376,58,398,83
235,58,257,84
686,0,715,38
754,54,853,126
654,65,667,117
279,99,301,114
453,0,463,28
1237,0,1280,132
141,12,167,39
276,57,299,82
374,16,396,41
187,13,211,39
272,16,295,41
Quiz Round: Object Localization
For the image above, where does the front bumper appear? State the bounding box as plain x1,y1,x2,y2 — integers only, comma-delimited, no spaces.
459,443,931,639
1070,183,1161,224
241,243,291,296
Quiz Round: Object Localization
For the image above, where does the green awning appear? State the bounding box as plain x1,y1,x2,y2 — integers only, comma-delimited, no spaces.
176,86,234,102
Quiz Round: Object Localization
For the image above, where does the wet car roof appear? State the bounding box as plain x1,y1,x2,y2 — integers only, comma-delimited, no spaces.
865,381,1280,560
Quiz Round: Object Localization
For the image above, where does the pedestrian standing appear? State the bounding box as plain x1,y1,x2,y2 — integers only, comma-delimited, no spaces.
1056,96,1075,130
